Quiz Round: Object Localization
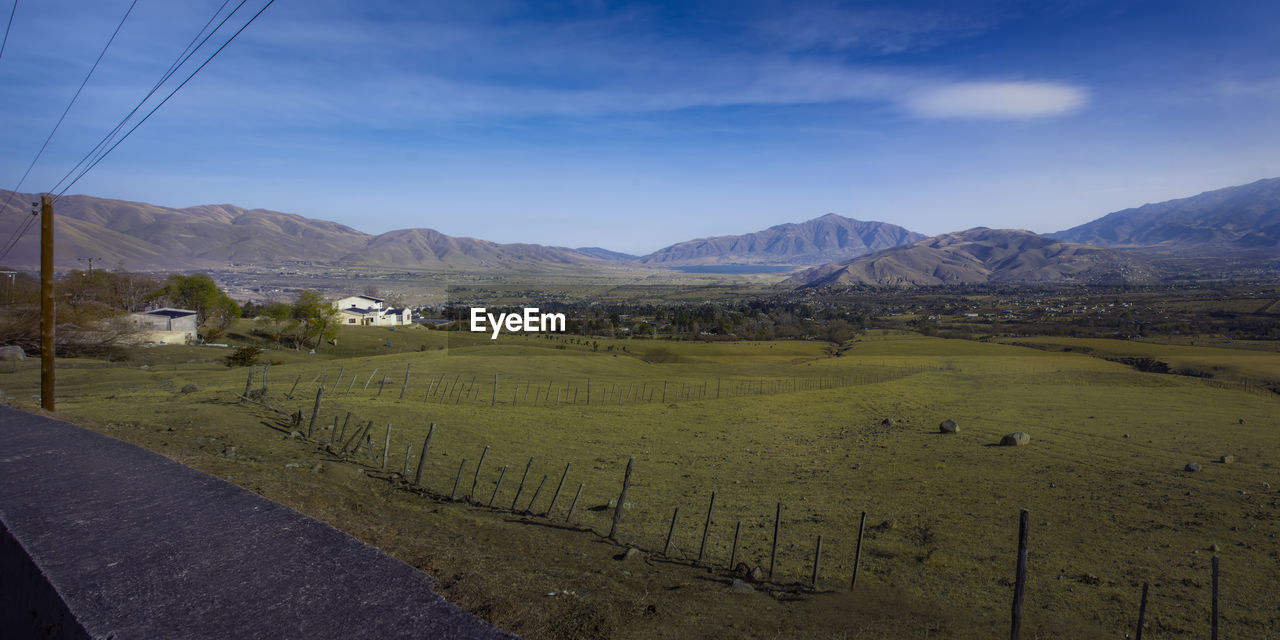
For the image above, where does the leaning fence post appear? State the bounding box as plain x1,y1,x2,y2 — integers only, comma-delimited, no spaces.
851,511,867,589
565,483,584,522
287,374,301,399
608,457,634,541
729,520,741,570
450,459,467,501
469,446,489,502
398,363,411,399
811,534,823,590
1010,508,1030,640
664,507,680,557
1135,582,1149,640
547,462,571,516
242,367,255,399
401,443,412,475
769,502,782,581
413,423,435,486
1211,556,1220,640
511,458,534,512
380,423,392,469
488,465,508,508
697,491,716,567
525,475,548,513
307,387,323,438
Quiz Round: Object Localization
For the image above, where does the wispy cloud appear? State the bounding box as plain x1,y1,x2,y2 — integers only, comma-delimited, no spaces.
904,81,1089,119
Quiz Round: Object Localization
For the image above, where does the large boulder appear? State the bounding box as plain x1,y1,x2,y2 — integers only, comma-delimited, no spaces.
1000,432,1031,446
939,419,959,434
0,346,26,361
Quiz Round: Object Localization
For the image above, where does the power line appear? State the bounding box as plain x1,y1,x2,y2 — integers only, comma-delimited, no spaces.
0,0,16,63
0,0,139,212
49,0,242,197
55,0,276,201
0,204,38,264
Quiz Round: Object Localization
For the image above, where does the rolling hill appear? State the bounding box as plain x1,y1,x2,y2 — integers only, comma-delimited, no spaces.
637,213,924,266
783,228,1159,287
1052,177,1280,252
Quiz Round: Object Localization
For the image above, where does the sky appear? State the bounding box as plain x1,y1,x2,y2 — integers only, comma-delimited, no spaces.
1,0,1279,255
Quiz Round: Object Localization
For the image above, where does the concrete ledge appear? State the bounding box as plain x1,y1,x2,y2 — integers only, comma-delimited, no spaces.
0,406,515,640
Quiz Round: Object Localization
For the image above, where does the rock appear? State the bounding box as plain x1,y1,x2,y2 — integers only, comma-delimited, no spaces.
289,430,305,439
939,419,959,434
1000,432,1031,446
1238,418,1246,424
747,565,766,582
616,547,643,562
1210,544,1220,552
1220,455,1236,464
880,418,895,426
0,345,26,361
220,446,238,459
729,578,755,593
1263,482,1271,490
872,519,896,531
179,383,199,394
1185,462,1201,472
1123,434,1130,438
734,562,751,578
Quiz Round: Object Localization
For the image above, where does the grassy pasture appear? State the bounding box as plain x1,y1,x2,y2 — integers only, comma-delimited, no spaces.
1,328,1277,639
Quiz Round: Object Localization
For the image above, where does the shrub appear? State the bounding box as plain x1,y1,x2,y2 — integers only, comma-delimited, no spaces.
224,345,263,367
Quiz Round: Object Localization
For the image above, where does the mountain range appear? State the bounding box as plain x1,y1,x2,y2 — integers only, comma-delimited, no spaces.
2,177,1277,284
782,228,1160,287
1051,178,1280,252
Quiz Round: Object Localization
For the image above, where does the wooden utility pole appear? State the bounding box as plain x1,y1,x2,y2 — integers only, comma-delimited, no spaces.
41,195,55,411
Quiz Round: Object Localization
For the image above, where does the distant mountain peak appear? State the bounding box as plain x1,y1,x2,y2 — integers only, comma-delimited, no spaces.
639,213,924,266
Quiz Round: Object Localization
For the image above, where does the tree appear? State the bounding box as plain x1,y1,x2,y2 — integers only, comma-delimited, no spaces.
290,291,339,350
149,273,240,340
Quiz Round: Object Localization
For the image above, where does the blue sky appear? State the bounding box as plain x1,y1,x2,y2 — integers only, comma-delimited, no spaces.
2,0,1279,254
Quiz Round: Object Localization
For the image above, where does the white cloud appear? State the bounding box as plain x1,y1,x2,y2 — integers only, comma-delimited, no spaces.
905,81,1088,119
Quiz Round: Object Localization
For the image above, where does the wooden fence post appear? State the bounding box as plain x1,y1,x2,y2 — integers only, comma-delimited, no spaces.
242,367,255,399
664,507,680,557
399,363,411,400
811,535,823,590
698,491,716,567
363,369,379,391
307,387,323,438
851,511,866,590
402,443,412,475
566,483,583,522
261,363,269,392
608,457,634,541
547,462,571,516
729,520,741,570
1135,582,1149,640
450,459,467,501
1010,508,1030,640
769,502,782,582
1211,556,1220,640
511,458,534,512
525,475,548,513
381,423,392,469
413,423,435,486
488,466,508,508
469,446,489,502
287,374,300,399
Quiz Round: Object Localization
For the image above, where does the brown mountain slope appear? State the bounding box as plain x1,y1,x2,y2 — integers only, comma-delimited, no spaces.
783,228,1159,287
0,190,602,271
638,213,924,266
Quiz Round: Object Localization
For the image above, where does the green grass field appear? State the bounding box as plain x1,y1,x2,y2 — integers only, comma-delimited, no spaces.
2,324,1277,638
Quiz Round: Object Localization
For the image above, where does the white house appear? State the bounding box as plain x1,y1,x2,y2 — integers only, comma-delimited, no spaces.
335,295,411,326
129,308,198,344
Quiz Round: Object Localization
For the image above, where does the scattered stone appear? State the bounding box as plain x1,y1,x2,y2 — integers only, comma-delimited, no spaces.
179,383,199,394
1210,544,1220,552
872,519,896,531
288,430,305,440
1000,432,1031,446
0,345,26,361
1220,455,1236,464
1123,434,1130,439
729,578,755,593
284,462,301,469
139,364,149,370
1238,418,1246,424
747,566,766,582
616,547,643,562
939,419,959,434
1263,482,1271,490
1185,462,1201,472
881,418,895,426
220,446,238,459
1078,573,1101,585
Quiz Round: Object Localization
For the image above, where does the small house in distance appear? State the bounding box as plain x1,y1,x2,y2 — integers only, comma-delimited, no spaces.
129,308,198,344
335,295,411,326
